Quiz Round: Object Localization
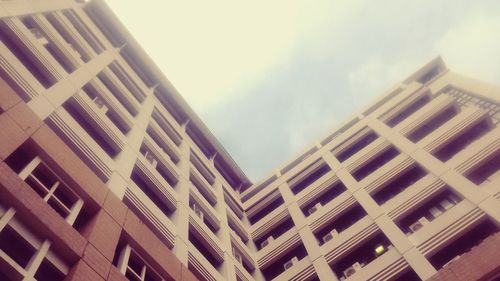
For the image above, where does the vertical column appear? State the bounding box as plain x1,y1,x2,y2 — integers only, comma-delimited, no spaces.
171,121,192,265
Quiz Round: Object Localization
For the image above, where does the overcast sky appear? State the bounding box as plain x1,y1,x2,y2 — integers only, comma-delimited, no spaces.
105,0,500,182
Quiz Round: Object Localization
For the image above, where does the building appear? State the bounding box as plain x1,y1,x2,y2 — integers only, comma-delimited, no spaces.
0,0,498,281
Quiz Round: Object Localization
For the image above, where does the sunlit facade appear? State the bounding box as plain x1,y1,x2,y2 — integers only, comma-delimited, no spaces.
0,1,498,281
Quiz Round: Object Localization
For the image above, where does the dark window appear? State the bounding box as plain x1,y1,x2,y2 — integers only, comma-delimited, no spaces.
434,119,492,162
302,182,347,216
408,106,458,142
248,196,285,225
290,164,331,194
64,101,119,157
386,95,431,127
336,131,378,162
188,229,222,268
428,219,498,269
352,147,399,181
372,166,427,205
0,25,54,88
0,225,36,268
254,218,295,250
315,205,367,245
261,244,308,280
397,189,461,235
330,233,393,280
34,259,65,281
466,152,500,185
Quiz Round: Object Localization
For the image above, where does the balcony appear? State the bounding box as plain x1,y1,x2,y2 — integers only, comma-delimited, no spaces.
315,205,368,246
86,80,134,131
123,181,176,248
148,118,181,163
190,168,217,206
411,201,486,256
132,161,177,212
332,127,378,162
398,94,457,138
308,192,354,233
260,243,309,280
329,233,397,281
72,91,125,151
381,93,431,128
369,163,427,205
188,211,224,265
382,174,446,220
190,150,216,185
140,138,179,186
287,160,331,195
255,218,295,252
187,245,224,281
250,204,288,238
47,107,114,180
322,216,376,258
298,178,347,217
350,146,400,181
189,189,220,233
230,236,255,274
396,188,462,236
428,219,499,270
334,246,403,281
433,118,492,162
247,190,284,225
271,257,316,281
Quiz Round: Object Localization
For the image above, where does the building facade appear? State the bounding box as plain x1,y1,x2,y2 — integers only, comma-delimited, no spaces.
0,1,498,281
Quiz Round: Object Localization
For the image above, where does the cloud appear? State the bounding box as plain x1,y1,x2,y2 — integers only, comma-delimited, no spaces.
435,14,500,84
348,58,423,109
104,0,500,182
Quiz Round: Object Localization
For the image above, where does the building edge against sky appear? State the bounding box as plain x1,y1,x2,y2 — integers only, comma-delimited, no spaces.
0,1,498,281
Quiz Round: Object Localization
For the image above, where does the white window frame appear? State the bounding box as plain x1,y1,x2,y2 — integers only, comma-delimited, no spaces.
18,156,83,225
0,205,69,280
117,244,165,281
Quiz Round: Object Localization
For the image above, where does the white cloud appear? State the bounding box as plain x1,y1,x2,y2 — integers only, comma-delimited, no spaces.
348,58,423,109
105,0,370,111
435,14,500,85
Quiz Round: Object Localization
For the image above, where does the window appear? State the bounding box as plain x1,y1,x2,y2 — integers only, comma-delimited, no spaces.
372,165,427,205
21,17,76,74
248,196,284,225
116,244,164,281
0,23,55,88
334,129,378,162
397,189,462,235
83,82,130,134
288,162,331,194
0,205,68,281
45,13,90,62
18,157,83,225
63,100,121,157
315,205,367,245
352,146,399,181
434,119,492,162
330,233,393,280
302,182,347,217
62,10,105,54
386,94,431,127
408,106,459,142
428,219,499,270
466,152,500,185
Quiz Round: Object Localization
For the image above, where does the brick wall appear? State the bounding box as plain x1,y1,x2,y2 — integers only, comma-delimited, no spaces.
0,79,198,281
428,232,500,281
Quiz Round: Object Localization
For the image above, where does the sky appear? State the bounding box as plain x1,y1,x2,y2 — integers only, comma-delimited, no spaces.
105,0,500,182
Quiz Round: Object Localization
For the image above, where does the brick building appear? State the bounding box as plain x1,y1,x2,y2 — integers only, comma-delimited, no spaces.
0,1,498,281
